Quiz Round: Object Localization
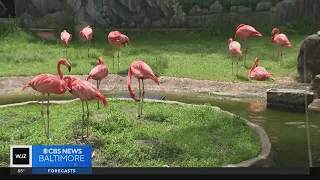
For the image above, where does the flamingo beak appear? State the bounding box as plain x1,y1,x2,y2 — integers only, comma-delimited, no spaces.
68,66,71,72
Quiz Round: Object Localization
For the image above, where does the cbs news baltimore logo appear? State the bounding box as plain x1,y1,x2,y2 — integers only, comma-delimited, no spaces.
10,145,92,174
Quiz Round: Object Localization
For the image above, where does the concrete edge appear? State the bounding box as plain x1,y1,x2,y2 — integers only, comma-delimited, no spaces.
0,98,273,167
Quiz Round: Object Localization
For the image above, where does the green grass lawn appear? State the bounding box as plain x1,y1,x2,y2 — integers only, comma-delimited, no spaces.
0,99,260,167
0,22,310,82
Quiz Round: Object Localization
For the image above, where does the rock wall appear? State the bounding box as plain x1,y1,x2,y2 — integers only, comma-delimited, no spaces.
14,0,320,30
296,33,320,83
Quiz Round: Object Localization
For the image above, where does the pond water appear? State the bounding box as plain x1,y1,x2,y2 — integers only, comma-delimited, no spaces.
0,90,319,167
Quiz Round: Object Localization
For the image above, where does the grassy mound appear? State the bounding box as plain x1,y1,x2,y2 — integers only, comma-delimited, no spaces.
0,99,260,167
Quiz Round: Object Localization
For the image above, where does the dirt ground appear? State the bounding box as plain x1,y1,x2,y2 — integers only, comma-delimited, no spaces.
0,74,311,99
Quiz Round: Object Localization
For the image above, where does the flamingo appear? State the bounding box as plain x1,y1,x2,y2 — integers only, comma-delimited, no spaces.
63,76,107,139
60,30,72,58
80,25,93,58
235,24,262,67
249,57,274,81
271,28,293,65
21,60,72,139
108,30,130,72
228,38,242,76
127,60,160,118
86,57,109,109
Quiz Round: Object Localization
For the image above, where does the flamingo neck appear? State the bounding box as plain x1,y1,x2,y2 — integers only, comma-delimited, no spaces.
271,31,280,40
57,61,64,79
250,61,258,72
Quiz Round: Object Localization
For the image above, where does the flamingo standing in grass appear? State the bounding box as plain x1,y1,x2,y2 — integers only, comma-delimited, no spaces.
61,30,72,58
127,60,160,118
63,76,107,139
235,24,262,67
108,30,130,72
271,28,293,65
80,25,93,58
86,57,109,109
249,57,274,81
228,38,242,76
21,59,72,139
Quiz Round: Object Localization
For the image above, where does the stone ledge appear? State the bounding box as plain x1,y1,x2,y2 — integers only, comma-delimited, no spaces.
0,98,273,167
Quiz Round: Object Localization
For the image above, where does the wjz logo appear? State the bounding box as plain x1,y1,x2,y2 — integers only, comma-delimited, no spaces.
10,145,32,167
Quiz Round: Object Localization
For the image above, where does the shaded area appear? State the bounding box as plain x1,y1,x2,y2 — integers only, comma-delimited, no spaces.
0,0,15,18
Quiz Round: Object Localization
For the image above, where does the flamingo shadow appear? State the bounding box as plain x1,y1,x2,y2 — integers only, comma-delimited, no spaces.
236,74,250,82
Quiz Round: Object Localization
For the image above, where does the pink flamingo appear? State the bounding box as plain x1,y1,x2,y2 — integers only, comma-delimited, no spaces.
60,30,72,58
21,59,72,139
80,25,93,58
86,57,109,109
271,28,293,65
249,57,274,81
235,24,262,67
108,30,130,72
127,60,160,118
63,76,107,139
228,38,242,76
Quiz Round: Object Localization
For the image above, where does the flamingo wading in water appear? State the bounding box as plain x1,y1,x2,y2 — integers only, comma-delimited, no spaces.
235,24,262,67
21,59,72,139
108,30,130,72
228,38,242,76
249,57,274,81
80,25,93,58
127,60,160,118
86,57,109,109
271,28,293,65
63,76,107,139
60,30,72,58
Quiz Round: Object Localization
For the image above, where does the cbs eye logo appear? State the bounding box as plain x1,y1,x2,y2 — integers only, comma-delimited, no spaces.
10,145,32,167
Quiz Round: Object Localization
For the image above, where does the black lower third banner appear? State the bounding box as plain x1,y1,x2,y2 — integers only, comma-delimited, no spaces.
6,167,314,175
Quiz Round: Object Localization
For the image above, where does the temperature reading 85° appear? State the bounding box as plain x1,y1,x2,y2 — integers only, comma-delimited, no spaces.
17,169,25,173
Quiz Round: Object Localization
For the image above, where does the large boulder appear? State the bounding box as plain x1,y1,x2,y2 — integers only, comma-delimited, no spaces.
296,33,320,83
311,74,320,99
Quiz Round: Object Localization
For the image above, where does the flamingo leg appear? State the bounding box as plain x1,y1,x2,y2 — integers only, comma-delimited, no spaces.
138,79,142,118
46,93,51,140
112,49,115,73
237,55,239,75
81,101,85,140
88,40,90,58
40,93,47,137
232,56,234,76
280,46,283,65
86,101,89,138
96,80,100,110
141,80,145,116
65,44,68,59
244,39,248,67
117,50,120,72
277,45,280,58
98,80,102,88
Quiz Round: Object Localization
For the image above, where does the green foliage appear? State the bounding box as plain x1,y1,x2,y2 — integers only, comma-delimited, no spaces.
0,16,21,39
282,20,319,36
